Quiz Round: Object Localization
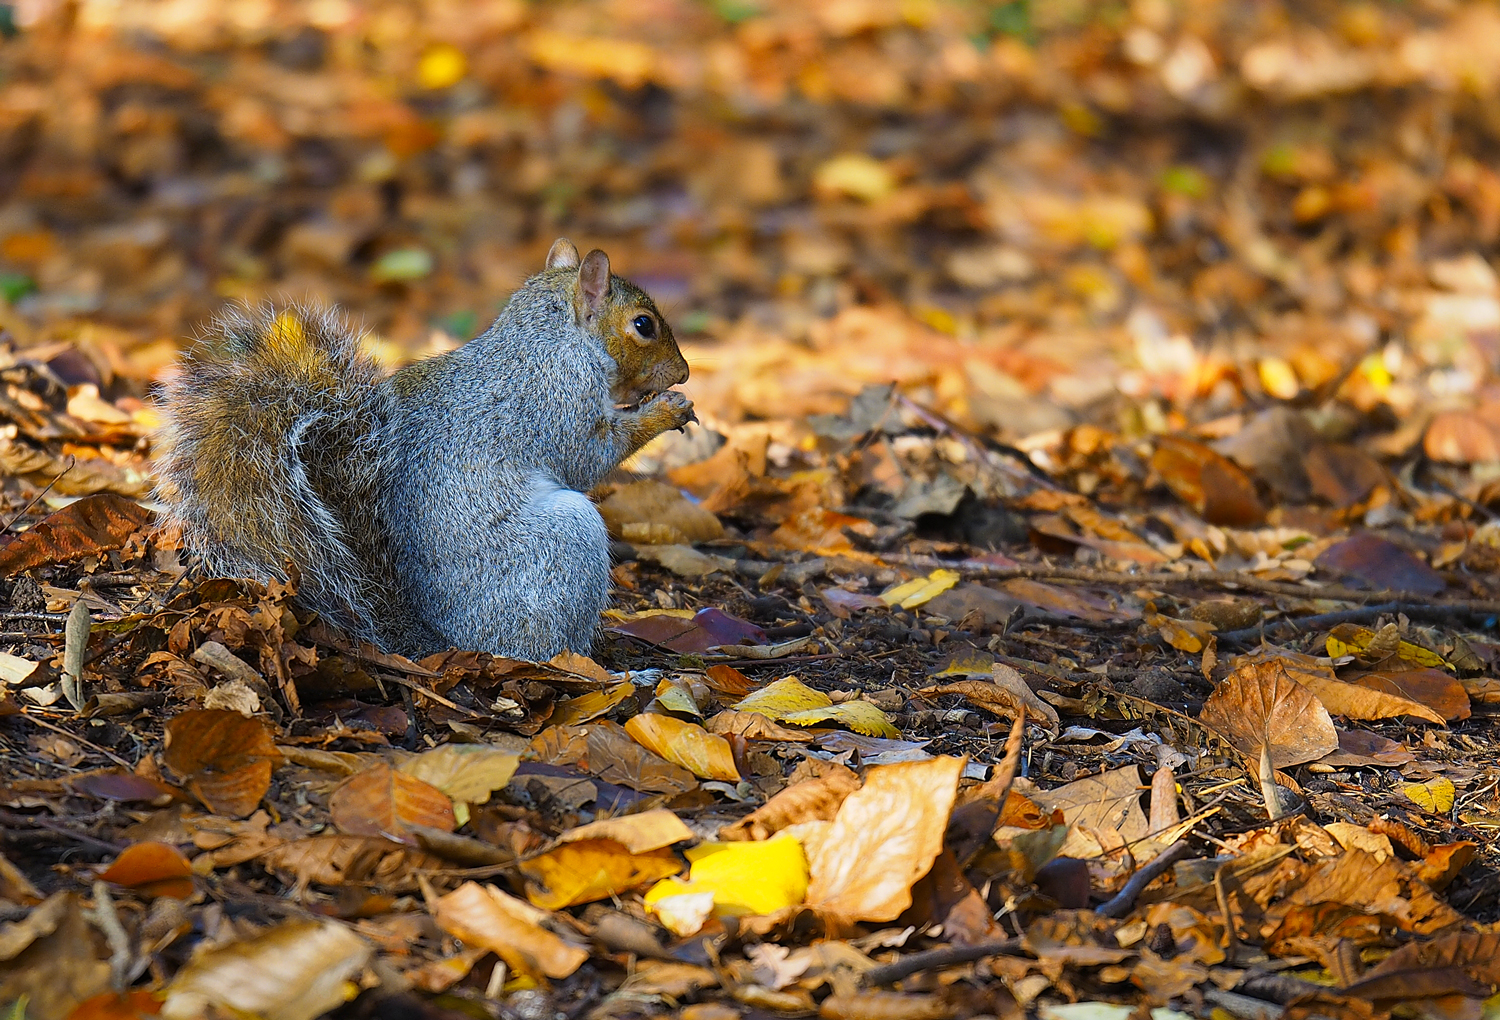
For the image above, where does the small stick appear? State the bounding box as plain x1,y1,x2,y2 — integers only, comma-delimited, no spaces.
1095,839,1194,919
863,936,1024,987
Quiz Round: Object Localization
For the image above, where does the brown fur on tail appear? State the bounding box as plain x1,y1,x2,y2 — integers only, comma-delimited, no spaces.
153,306,401,645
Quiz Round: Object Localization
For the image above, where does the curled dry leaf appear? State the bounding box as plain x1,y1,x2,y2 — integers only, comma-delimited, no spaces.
549,682,633,727
1287,668,1445,725
162,709,283,818
1199,660,1338,767
431,881,588,980
328,761,455,843
161,919,372,1020
805,755,965,923
1343,930,1500,1001
625,713,741,781
719,763,861,841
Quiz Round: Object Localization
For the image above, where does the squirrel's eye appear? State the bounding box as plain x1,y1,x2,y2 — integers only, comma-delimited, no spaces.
632,314,656,339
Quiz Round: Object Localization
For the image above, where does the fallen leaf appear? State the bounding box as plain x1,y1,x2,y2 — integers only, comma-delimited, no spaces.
430,881,588,980
1315,534,1446,596
1343,930,1500,1001
1402,778,1456,814
806,756,965,922
1151,436,1265,526
0,494,153,576
704,710,813,743
162,709,283,818
736,676,834,717
1352,668,1470,722
625,714,741,781
329,762,455,843
879,569,960,609
97,841,193,899
598,480,724,544
519,840,684,911
557,809,693,853
645,834,810,935
398,743,519,808
161,919,372,1020
720,764,861,841
1199,660,1338,767
548,683,633,727
1287,667,1446,725
780,701,900,738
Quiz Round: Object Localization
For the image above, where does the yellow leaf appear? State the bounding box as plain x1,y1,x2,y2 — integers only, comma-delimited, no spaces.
624,714,740,781
1325,625,1449,669
781,701,900,738
879,569,959,610
549,683,633,728
734,676,832,717
1258,357,1300,400
518,841,683,911
417,44,468,90
557,809,693,854
1403,778,1456,814
397,744,519,807
645,833,809,935
813,153,895,202
653,676,702,717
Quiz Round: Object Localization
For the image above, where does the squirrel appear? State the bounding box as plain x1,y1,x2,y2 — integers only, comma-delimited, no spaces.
154,239,693,661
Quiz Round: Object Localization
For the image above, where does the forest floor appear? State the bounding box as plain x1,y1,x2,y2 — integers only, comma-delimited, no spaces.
1,1,1500,1018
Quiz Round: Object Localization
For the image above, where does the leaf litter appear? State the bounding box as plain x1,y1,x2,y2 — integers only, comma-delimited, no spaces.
0,0,1499,1018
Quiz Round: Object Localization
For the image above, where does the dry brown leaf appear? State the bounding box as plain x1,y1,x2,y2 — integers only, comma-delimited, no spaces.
556,809,693,853
431,881,588,980
0,493,153,576
328,762,455,843
704,710,813,743
162,709,283,818
1199,660,1339,767
805,756,964,922
161,919,372,1020
1286,667,1446,725
719,764,861,841
1352,668,1470,722
598,480,725,544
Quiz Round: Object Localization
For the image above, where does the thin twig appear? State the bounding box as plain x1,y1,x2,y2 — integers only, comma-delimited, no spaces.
863,936,1024,987
20,708,132,768
1095,839,1195,918
0,454,74,535
1216,601,1497,646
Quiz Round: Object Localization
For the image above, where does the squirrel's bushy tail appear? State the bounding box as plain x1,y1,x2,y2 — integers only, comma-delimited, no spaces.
154,306,398,646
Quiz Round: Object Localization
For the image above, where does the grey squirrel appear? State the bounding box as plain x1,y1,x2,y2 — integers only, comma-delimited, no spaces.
154,239,693,660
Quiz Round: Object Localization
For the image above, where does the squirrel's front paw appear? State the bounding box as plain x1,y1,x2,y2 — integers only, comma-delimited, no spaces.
652,390,696,432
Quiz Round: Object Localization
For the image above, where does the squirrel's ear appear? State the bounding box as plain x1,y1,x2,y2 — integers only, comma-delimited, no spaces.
546,238,580,270
579,249,611,316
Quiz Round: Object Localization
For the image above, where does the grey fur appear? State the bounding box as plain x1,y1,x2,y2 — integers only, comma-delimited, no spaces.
154,265,685,661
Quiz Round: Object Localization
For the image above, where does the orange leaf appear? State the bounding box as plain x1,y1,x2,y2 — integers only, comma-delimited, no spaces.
625,714,741,781
162,709,282,818
98,841,193,899
328,761,455,842
66,991,163,1020
432,881,589,980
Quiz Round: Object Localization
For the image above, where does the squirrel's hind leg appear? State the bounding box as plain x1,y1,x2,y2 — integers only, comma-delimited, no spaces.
434,479,610,662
